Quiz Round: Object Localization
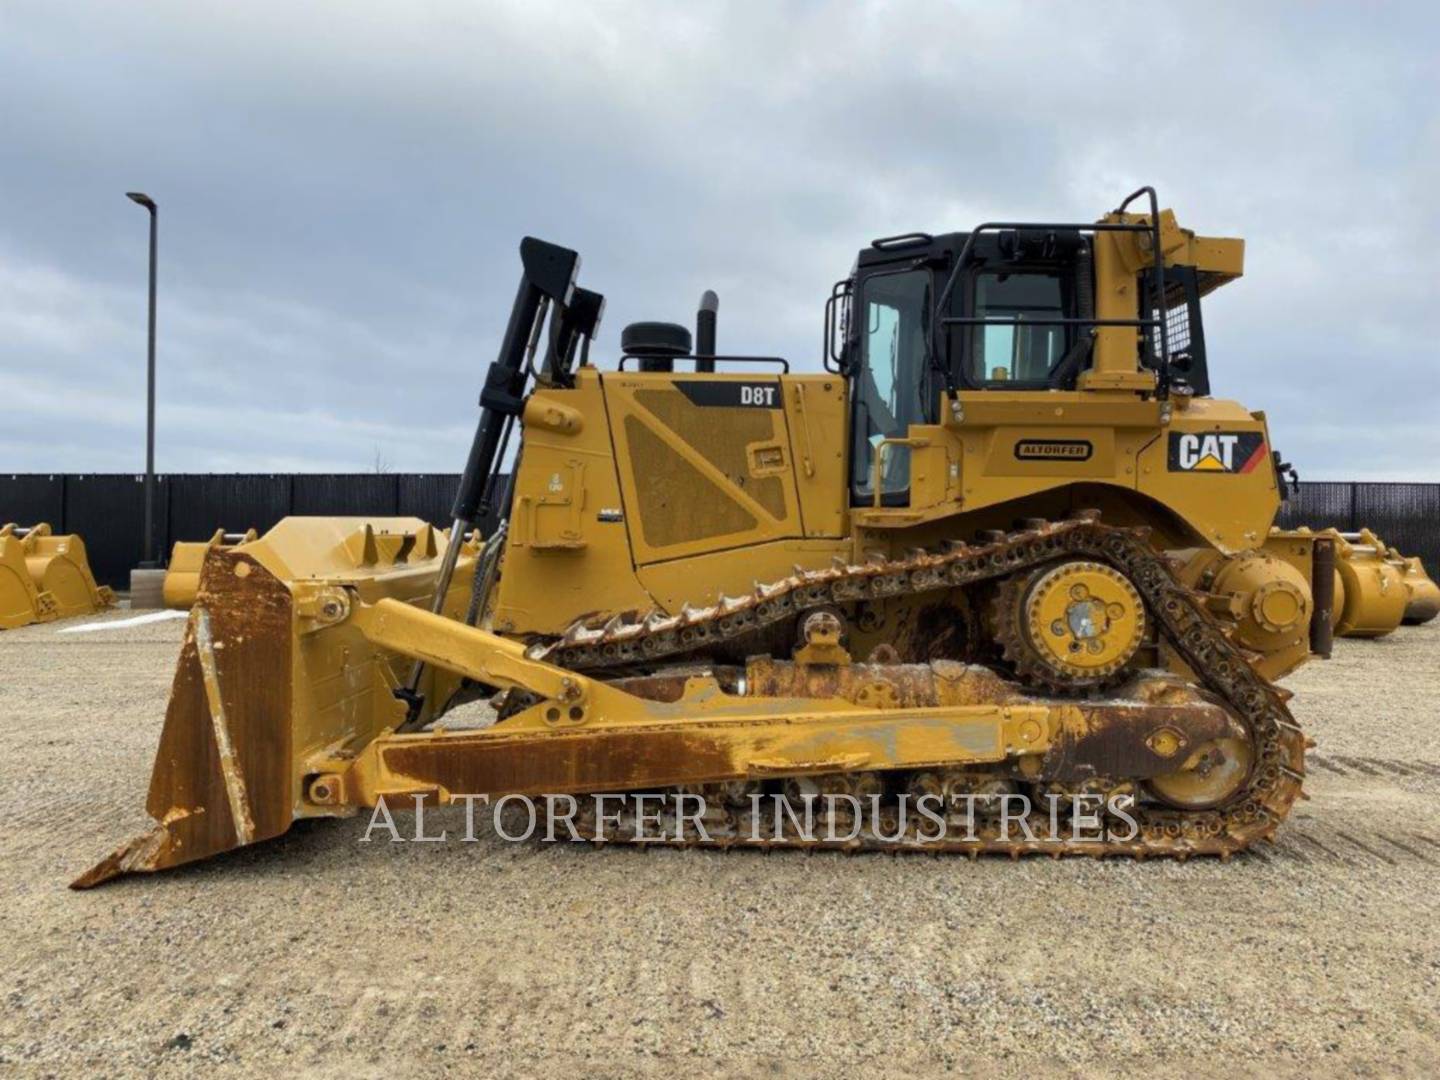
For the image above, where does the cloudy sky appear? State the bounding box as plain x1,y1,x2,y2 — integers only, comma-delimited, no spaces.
2,1,1436,479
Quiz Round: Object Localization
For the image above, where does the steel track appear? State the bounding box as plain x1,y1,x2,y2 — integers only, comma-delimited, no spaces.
537,514,1307,858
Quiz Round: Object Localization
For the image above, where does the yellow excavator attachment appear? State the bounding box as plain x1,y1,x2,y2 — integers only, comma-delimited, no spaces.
1268,526,1428,638
1316,528,1438,629
1394,552,1440,625
0,526,53,629
163,528,258,609
1327,528,1408,637
0,523,115,630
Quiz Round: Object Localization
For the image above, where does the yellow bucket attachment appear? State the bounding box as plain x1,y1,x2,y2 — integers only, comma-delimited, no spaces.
164,528,259,609
1327,527,1439,627
1326,528,1407,638
1279,526,1412,639
0,527,55,629
1389,549,1440,626
0,523,115,630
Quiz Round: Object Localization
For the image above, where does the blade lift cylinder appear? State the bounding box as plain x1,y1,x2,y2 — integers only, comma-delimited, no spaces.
398,237,582,724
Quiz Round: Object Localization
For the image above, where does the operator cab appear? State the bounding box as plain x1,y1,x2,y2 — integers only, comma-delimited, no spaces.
839,227,1214,504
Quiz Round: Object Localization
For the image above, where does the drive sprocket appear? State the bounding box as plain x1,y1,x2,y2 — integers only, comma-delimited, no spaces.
993,559,1146,692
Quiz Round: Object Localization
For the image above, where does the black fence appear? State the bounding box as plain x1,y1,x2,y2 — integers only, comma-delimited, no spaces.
3,474,1436,589
0,474,476,589
1274,482,1440,575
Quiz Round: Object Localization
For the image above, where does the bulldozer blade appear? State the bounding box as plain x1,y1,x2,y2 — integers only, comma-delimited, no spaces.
74,517,477,888
73,550,294,887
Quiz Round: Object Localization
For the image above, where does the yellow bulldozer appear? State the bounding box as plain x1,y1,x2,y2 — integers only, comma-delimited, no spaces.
80,187,1322,886
0,523,115,630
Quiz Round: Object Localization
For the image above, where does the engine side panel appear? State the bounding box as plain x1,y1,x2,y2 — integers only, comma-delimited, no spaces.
602,370,807,563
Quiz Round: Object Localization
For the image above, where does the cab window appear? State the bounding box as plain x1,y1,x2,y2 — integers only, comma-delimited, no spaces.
969,271,1069,384
852,269,930,501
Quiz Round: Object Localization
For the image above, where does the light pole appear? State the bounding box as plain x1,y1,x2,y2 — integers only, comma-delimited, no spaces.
126,192,158,568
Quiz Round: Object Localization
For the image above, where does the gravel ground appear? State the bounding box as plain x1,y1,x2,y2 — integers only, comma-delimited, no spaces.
2,608,1438,1077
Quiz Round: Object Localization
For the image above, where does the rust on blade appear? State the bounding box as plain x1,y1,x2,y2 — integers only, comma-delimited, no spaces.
72,548,294,888
192,605,257,845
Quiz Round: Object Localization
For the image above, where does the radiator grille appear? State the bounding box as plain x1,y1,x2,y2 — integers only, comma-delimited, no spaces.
624,417,758,548
633,389,787,521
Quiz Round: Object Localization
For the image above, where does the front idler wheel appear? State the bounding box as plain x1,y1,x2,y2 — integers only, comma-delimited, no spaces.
1146,735,1255,810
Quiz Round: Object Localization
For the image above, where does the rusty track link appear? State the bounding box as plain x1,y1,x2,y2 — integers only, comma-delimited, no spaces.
536,515,1306,859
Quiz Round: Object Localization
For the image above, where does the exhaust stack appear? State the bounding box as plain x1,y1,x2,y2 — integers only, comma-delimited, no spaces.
695,290,718,372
